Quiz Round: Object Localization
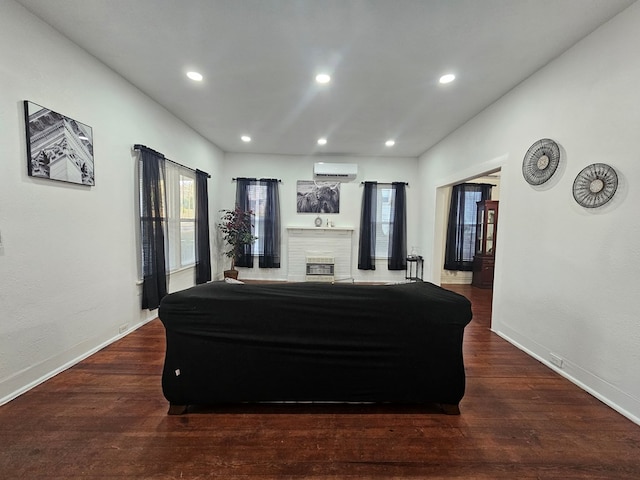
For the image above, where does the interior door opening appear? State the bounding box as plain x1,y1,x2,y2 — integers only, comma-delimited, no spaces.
434,168,501,325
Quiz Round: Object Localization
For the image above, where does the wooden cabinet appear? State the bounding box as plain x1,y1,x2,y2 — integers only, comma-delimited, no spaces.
472,255,495,289
472,200,498,289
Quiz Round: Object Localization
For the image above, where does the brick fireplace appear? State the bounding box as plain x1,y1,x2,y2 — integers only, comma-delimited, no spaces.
287,227,353,282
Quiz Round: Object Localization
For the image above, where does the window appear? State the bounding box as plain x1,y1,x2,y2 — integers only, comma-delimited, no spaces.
358,181,406,271
374,185,393,258
459,190,481,262
235,177,281,269
165,165,196,271
443,183,492,271
246,182,267,255
178,174,195,267
138,159,196,273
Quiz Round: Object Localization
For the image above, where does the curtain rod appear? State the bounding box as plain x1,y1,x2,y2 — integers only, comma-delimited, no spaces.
232,177,282,182
360,181,409,186
133,144,211,178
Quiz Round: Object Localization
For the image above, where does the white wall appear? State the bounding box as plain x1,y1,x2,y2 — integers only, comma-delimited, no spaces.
418,3,640,423
0,1,224,405
221,153,419,283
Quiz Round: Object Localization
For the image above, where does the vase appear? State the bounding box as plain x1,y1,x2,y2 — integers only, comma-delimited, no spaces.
224,269,239,280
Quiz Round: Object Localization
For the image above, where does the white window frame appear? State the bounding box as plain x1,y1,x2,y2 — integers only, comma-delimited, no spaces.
246,183,267,255
167,170,195,270
137,159,196,276
374,185,394,259
460,190,482,263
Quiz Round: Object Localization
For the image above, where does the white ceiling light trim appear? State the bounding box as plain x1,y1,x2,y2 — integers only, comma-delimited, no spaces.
241,135,252,142
317,138,327,145
439,73,456,84
186,71,203,81
385,140,396,147
315,73,331,84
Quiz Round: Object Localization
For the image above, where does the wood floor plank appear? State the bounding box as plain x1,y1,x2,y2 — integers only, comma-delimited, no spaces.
1,283,639,479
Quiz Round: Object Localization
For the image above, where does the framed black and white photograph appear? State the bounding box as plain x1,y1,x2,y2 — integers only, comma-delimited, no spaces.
24,101,95,186
296,180,340,213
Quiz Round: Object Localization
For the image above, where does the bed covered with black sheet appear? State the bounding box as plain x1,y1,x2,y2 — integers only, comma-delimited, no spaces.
158,281,472,414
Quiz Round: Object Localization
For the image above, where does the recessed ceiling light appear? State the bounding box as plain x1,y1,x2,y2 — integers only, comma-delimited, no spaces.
315,73,331,84
439,73,456,84
385,140,395,147
317,138,327,145
241,135,251,142
186,71,203,81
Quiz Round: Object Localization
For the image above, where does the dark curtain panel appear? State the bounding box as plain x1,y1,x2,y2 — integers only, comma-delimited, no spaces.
195,169,211,284
234,177,254,268
258,178,281,268
139,146,168,310
357,181,377,270
388,182,407,270
443,183,492,271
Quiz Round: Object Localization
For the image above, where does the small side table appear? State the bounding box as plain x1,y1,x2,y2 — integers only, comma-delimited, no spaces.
405,256,424,282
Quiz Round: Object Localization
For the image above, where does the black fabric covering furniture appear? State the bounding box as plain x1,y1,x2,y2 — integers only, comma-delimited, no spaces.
158,281,473,414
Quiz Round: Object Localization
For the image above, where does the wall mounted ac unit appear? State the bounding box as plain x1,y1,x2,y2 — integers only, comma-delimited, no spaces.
313,162,358,180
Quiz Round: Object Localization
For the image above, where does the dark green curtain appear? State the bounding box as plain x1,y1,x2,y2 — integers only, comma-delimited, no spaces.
444,183,492,271
138,145,167,310
388,182,407,270
357,181,377,270
258,178,281,268
195,169,211,284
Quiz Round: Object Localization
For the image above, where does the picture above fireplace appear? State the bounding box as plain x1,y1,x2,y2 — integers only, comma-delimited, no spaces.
296,180,340,213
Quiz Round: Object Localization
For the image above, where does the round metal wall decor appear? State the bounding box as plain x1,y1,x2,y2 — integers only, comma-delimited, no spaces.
522,138,561,185
572,163,618,208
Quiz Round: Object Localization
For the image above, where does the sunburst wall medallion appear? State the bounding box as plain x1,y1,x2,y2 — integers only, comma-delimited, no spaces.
572,163,618,208
522,138,561,185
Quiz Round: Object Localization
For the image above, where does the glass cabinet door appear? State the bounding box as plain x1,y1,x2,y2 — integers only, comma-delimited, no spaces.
476,204,485,254
475,200,499,257
486,207,495,254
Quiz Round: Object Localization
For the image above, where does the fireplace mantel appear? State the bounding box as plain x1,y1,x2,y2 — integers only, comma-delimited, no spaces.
286,226,354,232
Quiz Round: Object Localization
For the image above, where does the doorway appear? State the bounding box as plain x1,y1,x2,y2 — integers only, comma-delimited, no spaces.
434,168,501,289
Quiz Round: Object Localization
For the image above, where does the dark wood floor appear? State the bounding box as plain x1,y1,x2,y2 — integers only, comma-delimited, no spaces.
1,284,639,479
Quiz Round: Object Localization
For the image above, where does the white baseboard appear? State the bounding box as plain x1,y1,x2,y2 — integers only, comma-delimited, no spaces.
440,271,472,284
0,317,154,407
492,327,640,426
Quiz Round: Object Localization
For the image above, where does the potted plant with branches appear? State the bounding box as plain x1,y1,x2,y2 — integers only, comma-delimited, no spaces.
218,206,257,279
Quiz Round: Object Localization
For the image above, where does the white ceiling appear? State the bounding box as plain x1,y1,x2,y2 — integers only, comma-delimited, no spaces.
16,0,636,158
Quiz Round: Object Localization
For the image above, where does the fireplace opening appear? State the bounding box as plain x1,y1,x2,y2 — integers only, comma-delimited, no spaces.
306,255,335,282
